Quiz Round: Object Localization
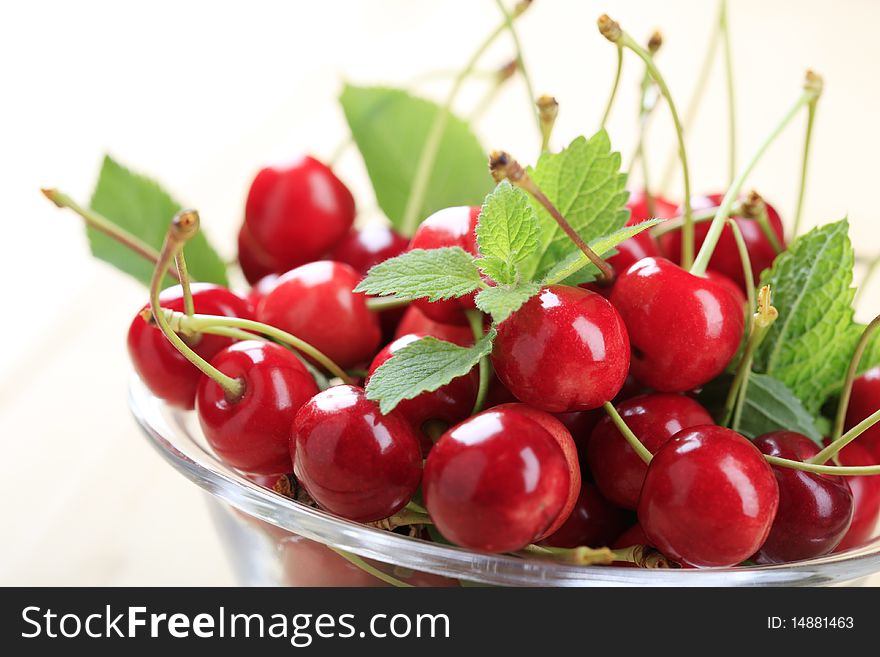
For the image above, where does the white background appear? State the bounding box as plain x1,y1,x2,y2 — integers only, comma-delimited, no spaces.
1,0,879,584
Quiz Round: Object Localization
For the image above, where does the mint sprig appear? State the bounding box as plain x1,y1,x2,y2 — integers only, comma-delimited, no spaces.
733,373,822,443
355,247,483,301
475,181,540,285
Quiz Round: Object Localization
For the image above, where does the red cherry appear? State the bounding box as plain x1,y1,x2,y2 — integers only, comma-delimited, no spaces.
554,409,602,467
423,407,570,552
246,274,280,309
196,341,319,475
844,366,880,459
659,193,786,291
237,223,283,285
705,270,747,310
329,223,410,276
753,431,853,563
492,285,630,412
244,156,355,270
587,393,714,509
606,190,677,274
127,283,253,409
292,385,422,522
408,206,480,326
257,261,381,369
492,403,582,539
638,425,779,567
831,440,880,551
393,305,474,347
540,483,628,549
610,257,745,392
367,333,478,433
612,522,653,550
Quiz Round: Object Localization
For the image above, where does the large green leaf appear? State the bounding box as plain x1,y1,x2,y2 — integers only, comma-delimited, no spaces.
339,85,493,233
88,156,228,287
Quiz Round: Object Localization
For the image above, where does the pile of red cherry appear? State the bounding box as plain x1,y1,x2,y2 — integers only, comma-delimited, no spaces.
126,155,880,571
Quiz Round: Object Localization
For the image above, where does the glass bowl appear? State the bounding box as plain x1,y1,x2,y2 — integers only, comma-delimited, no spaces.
129,375,880,586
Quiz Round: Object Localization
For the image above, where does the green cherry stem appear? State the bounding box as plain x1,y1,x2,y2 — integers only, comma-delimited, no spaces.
521,543,672,568
742,191,783,255
822,315,880,457
537,95,559,153
809,407,880,467
494,0,542,138
727,218,756,332
175,250,195,317
599,44,623,129
720,0,736,185
365,296,410,312
690,71,823,278
629,31,664,214
599,15,694,268
602,401,653,464
792,87,820,238
327,548,414,588
467,310,490,415
649,201,743,238
469,59,519,122
400,2,532,237
41,188,180,283
767,451,880,476
149,211,244,401
722,285,778,428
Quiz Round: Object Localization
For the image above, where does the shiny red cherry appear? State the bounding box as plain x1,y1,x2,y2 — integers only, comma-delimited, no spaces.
844,366,880,459
196,341,319,474
705,270,747,310
423,406,570,552
831,440,880,551
292,385,422,522
408,206,480,326
237,223,283,285
367,333,478,433
329,222,410,276
606,190,677,274
257,261,381,368
492,285,630,412
659,193,786,291
587,393,714,509
246,274,280,309
540,483,628,549
610,257,745,392
244,156,355,270
492,403,582,539
393,305,474,347
638,425,779,567
753,431,853,563
127,284,253,409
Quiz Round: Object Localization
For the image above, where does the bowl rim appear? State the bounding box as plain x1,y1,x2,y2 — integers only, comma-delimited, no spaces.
129,375,880,586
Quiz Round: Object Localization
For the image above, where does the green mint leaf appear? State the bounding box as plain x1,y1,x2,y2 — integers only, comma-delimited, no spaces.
475,181,540,285
541,218,663,285
733,373,823,443
339,85,493,233
520,131,630,280
88,155,228,287
366,330,495,414
753,220,858,415
355,247,482,301
475,282,541,323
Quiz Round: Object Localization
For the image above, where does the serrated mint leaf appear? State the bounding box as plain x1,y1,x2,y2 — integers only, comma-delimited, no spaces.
475,181,540,285
753,220,857,415
355,247,482,301
733,373,822,443
519,131,630,280
541,218,663,285
366,330,495,414
340,85,493,233
475,282,541,323
88,156,228,287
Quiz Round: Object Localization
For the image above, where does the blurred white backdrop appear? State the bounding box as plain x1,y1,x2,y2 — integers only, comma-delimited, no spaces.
1,0,879,584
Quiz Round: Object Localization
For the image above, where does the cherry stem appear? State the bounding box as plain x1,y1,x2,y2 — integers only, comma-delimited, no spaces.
157,310,354,385
467,310,490,415
368,509,433,531
742,191,783,255
792,97,818,238
400,1,531,237
628,31,663,213
766,452,880,476
720,0,736,185
149,211,244,401
537,95,559,153
658,2,722,195
327,547,414,588
175,251,195,317
649,201,743,238
405,500,428,515
723,285,778,428
727,218,757,333
599,15,694,268
365,296,410,312
521,543,672,568
824,315,880,457
41,188,180,283
599,45,623,129
489,150,614,283
469,59,519,123
602,401,653,464
690,71,823,278
494,0,542,138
